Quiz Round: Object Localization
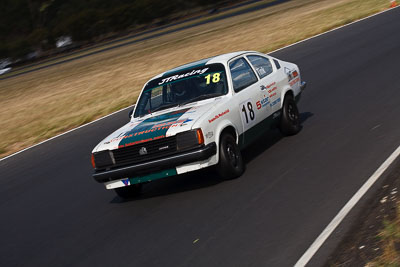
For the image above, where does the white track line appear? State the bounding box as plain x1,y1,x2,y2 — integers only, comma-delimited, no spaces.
1,6,398,162
294,145,400,267
271,6,399,54
0,105,134,162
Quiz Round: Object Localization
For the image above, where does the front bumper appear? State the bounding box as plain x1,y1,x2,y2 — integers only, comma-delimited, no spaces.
93,142,217,183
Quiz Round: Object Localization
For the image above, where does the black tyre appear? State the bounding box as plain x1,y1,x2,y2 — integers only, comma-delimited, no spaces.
216,133,244,179
114,184,142,199
279,94,301,136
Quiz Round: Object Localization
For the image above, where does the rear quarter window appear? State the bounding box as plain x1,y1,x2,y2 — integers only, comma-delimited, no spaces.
247,55,273,78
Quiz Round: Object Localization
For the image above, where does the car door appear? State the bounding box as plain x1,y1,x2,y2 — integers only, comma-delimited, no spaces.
246,54,284,116
228,56,263,145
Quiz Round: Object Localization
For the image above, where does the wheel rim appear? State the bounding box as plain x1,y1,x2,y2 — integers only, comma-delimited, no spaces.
288,103,298,123
226,143,238,168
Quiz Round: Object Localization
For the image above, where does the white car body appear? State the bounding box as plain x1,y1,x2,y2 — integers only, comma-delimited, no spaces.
0,67,11,75
92,51,305,191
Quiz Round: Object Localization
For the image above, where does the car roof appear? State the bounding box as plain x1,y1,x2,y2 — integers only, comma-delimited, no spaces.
152,51,260,79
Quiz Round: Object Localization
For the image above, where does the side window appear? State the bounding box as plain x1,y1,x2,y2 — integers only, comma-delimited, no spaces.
229,58,258,92
273,59,281,70
247,55,273,79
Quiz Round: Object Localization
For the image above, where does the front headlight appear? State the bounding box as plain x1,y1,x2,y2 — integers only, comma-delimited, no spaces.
92,150,115,169
176,129,204,151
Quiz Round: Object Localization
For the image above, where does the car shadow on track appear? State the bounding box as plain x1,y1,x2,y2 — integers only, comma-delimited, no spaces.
110,168,221,203
243,111,313,163
111,111,313,203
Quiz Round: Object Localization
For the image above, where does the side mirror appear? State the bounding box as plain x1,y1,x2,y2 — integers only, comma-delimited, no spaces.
128,109,133,119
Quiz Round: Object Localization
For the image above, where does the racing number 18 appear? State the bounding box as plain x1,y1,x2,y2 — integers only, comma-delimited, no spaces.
205,73,220,85
241,102,255,123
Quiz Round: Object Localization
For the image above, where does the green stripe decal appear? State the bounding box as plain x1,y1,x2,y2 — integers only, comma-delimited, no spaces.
129,169,178,184
118,108,191,148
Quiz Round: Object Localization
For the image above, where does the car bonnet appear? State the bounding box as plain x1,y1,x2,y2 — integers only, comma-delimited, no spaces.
92,99,220,152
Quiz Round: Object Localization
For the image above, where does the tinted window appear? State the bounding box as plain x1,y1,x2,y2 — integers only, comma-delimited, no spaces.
247,55,273,78
229,58,258,92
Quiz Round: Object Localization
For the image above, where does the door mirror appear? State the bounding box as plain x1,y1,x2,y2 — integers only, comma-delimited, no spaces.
128,109,133,119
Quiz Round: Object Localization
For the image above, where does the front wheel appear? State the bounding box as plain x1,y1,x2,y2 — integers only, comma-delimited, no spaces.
279,94,301,136
216,133,245,179
114,184,142,199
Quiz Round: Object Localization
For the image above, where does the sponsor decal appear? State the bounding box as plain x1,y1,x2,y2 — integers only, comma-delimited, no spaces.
152,118,192,129
205,131,214,139
266,82,276,89
119,135,165,149
289,77,300,86
180,118,193,126
109,133,135,143
268,86,277,95
122,179,130,186
208,109,229,123
158,68,209,85
256,95,270,109
117,108,191,148
260,82,276,91
270,97,281,107
256,67,267,76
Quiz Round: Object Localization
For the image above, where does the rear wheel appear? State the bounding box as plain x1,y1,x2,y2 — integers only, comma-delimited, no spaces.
216,133,244,179
114,184,142,199
279,94,301,136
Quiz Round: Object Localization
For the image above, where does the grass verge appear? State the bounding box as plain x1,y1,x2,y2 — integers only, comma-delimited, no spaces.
0,0,391,158
368,204,400,266
328,163,400,266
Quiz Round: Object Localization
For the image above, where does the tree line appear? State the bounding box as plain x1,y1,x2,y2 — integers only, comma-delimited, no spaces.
0,0,229,60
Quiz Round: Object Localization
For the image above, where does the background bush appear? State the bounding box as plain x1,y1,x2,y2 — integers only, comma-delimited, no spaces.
0,0,230,60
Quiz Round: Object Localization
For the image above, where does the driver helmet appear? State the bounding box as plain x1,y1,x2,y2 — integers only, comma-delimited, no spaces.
172,82,188,99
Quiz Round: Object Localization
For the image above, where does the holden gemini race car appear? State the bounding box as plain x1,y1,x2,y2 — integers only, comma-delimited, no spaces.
91,51,306,198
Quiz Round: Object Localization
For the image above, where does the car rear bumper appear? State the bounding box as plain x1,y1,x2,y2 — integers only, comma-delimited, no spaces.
93,142,217,183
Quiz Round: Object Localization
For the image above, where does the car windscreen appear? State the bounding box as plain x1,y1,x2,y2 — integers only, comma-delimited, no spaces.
134,63,228,118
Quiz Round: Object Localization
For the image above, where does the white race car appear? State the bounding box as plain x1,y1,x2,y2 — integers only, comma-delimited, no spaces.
91,51,306,199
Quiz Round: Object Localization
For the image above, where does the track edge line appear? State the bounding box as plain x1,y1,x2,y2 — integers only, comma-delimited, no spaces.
294,144,400,267
0,105,134,162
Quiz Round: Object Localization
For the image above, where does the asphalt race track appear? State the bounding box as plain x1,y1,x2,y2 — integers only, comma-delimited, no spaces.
1,7,400,267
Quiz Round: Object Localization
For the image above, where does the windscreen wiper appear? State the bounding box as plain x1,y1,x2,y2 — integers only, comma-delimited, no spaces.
150,103,178,113
179,93,223,106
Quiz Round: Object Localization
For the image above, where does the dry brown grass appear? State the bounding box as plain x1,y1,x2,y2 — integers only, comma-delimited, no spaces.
367,204,400,267
0,0,389,157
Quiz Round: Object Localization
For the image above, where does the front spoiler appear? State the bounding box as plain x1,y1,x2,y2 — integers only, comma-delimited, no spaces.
93,142,217,183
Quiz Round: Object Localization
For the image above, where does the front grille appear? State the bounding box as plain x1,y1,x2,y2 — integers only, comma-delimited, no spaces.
110,136,177,168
